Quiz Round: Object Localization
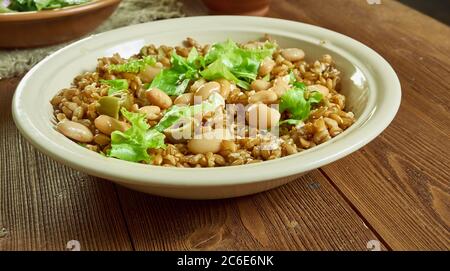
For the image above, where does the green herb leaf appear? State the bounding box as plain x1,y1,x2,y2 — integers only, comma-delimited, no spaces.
109,108,166,163
108,56,156,73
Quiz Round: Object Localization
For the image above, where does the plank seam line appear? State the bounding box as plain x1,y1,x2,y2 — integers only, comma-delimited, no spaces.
318,168,393,251
113,184,136,251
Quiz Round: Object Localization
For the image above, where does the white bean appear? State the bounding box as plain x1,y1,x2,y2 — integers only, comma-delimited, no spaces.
307,84,330,97
174,93,194,105
138,65,162,83
216,78,232,99
187,129,231,154
94,115,129,135
259,57,275,76
138,105,161,120
246,103,281,129
281,48,305,62
270,78,290,98
248,90,278,104
194,81,221,101
251,79,272,92
190,78,206,93
57,119,93,143
146,88,172,109
187,138,222,154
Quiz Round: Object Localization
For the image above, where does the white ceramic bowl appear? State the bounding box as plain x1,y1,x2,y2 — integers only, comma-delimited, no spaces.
12,16,401,199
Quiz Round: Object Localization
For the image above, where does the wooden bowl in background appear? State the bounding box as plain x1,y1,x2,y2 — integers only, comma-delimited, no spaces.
0,0,121,48
201,0,271,16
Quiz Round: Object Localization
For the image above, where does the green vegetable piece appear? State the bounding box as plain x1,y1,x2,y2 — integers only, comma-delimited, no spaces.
279,82,323,121
152,93,224,132
97,96,121,119
279,119,303,126
114,92,134,112
150,40,276,94
187,47,200,65
152,105,191,132
108,56,156,73
308,90,323,104
109,108,166,163
149,49,201,95
288,71,297,84
100,79,129,96
150,69,187,96
201,39,277,89
200,59,239,82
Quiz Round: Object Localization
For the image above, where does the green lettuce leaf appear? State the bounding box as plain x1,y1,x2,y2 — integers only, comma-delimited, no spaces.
152,93,224,132
201,40,276,89
308,91,323,104
279,119,304,126
109,108,166,163
150,40,275,94
187,47,201,66
288,71,297,84
199,59,239,83
148,69,184,96
100,79,129,96
279,82,323,121
149,48,201,96
152,105,191,132
108,56,156,73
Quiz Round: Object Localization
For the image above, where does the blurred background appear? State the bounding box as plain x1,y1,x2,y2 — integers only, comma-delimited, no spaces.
0,0,448,79
398,0,449,25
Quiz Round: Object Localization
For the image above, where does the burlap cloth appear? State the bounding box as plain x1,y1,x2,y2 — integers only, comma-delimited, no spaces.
0,0,185,79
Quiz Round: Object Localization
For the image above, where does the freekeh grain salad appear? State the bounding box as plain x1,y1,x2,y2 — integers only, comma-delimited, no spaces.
50,36,355,167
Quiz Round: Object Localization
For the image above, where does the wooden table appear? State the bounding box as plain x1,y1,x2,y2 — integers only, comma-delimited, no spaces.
0,0,448,251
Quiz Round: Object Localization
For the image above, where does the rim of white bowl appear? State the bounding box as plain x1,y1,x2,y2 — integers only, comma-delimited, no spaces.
12,16,401,187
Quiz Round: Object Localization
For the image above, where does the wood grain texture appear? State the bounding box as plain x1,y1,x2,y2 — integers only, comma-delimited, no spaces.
265,0,450,250
0,79,133,251
116,171,384,250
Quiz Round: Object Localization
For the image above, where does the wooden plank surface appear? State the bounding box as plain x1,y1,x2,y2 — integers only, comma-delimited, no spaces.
0,79,133,251
116,171,383,250
0,0,449,251
263,0,450,250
